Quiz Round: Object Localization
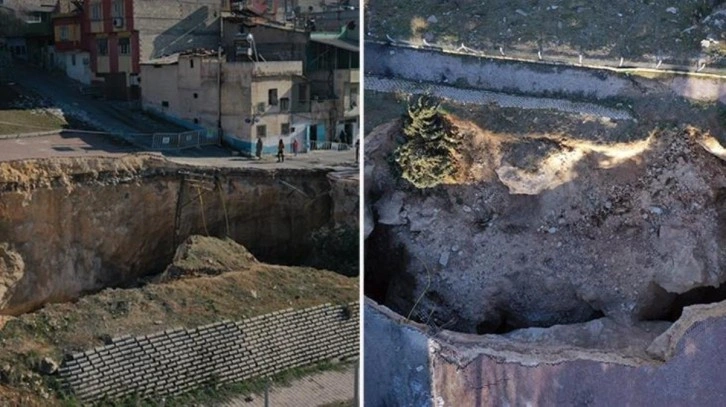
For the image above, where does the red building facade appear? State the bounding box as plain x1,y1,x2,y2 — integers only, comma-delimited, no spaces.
82,0,140,99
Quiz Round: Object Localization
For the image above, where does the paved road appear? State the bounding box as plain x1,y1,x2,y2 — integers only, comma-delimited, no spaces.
0,133,359,173
365,75,634,120
212,365,356,407
0,132,138,162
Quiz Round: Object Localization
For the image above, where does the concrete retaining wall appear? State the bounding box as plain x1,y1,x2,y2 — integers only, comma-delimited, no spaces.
59,302,359,402
366,42,726,103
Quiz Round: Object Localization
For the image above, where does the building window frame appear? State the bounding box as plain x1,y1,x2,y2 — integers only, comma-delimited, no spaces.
25,12,42,24
90,1,102,21
281,123,290,135
112,0,125,18
280,97,290,111
268,88,278,106
297,83,308,103
97,38,108,56
118,37,130,55
59,25,70,41
256,124,267,138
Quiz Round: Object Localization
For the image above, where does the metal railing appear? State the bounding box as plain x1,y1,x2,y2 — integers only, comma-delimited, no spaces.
310,141,351,151
151,129,215,150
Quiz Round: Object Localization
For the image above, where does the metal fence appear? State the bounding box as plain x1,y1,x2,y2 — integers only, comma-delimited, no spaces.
151,129,215,150
311,141,351,151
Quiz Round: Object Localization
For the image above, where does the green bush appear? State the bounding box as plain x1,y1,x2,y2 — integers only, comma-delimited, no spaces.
395,95,459,188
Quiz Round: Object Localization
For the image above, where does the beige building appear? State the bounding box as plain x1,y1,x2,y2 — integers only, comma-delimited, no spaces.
141,52,309,154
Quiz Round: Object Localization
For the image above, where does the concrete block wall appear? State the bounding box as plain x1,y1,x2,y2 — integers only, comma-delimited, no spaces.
58,302,359,402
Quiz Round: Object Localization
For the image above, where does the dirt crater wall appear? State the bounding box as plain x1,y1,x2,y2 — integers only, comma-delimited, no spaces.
0,158,342,315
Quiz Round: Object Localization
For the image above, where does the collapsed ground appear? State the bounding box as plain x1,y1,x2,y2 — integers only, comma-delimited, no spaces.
366,0,726,65
0,156,358,405
364,82,726,361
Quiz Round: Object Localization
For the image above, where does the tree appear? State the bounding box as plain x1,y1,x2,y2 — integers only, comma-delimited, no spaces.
395,95,459,188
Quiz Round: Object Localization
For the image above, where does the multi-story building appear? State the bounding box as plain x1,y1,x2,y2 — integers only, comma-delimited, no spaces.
140,8,359,156
68,0,222,99
141,52,307,154
52,0,92,84
0,0,57,66
307,23,359,146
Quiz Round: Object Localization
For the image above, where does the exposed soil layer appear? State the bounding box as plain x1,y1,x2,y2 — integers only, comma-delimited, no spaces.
365,113,726,336
0,156,354,315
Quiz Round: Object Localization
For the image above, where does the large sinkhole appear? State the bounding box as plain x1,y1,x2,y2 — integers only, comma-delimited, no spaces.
0,162,355,315
364,184,726,337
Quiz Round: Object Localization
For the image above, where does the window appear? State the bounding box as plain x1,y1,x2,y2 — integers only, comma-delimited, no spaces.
281,123,290,135
112,0,124,17
256,125,267,138
190,59,194,68
193,93,198,99
97,38,108,56
71,54,76,66
25,12,42,24
161,101,169,108
59,26,70,41
280,97,289,111
297,83,308,103
268,89,278,106
90,2,102,21
118,37,130,55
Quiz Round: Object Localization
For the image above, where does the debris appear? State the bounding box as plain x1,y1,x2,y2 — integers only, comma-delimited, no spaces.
649,206,663,215
665,7,677,14
439,251,450,267
515,9,528,17
37,358,58,375
427,15,438,24
547,227,558,234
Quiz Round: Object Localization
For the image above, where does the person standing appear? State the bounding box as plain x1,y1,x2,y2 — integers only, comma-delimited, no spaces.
355,138,360,163
292,138,299,157
256,138,263,159
277,139,285,162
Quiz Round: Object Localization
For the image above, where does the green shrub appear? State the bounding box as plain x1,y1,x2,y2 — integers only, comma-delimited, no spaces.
395,95,459,188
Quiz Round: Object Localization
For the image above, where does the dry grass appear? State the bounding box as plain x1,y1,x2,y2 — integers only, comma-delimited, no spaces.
0,84,66,135
367,0,722,64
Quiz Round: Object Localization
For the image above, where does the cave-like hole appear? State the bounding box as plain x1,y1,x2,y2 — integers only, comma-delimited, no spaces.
659,284,726,322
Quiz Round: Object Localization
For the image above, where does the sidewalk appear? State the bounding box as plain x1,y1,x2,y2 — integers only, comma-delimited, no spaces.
212,365,356,407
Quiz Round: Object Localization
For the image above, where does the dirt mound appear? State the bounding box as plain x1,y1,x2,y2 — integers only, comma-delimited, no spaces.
160,235,259,281
366,116,726,337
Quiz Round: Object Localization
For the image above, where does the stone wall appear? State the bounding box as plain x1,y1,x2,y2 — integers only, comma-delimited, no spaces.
59,302,359,402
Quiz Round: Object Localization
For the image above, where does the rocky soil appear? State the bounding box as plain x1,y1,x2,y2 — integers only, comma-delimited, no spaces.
365,111,726,350
366,0,726,65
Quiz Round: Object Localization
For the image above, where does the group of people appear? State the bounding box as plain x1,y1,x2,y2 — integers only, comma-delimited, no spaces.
255,137,360,163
